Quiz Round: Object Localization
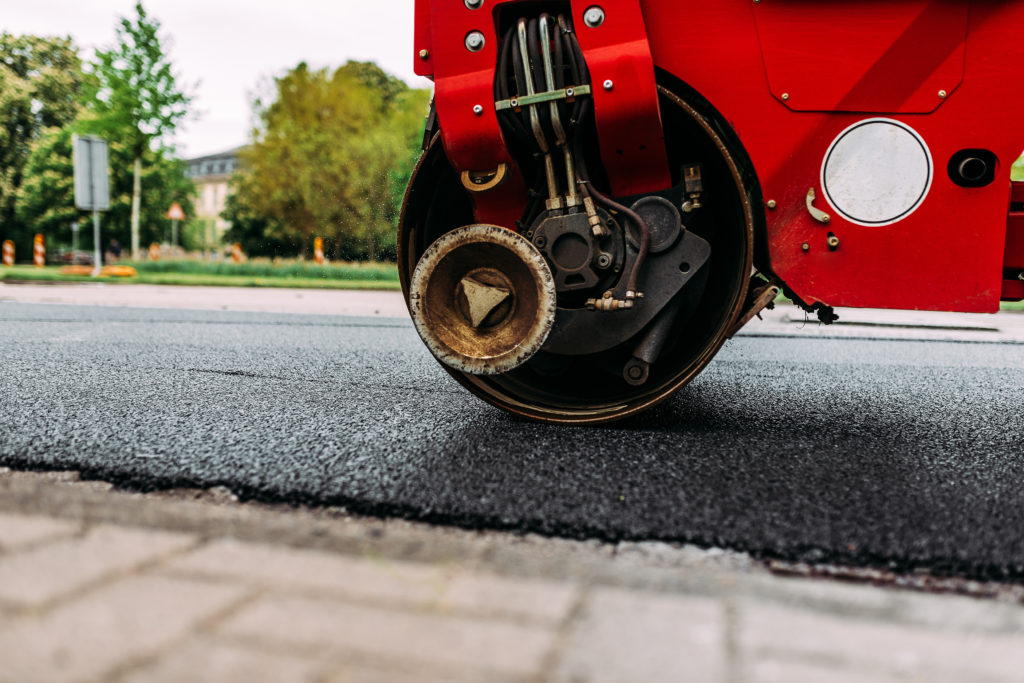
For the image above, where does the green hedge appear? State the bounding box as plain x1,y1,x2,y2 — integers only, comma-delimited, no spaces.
129,260,398,282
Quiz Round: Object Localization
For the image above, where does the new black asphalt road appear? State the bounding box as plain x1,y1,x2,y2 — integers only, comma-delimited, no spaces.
2,301,1023,580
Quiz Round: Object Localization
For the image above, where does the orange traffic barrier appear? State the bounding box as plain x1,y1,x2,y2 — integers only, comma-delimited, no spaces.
101,265,137,277
313,237,325,265
1,239,12,266
149,242,161,260
33,234,45,267
231,243,244,263
58,265,94,276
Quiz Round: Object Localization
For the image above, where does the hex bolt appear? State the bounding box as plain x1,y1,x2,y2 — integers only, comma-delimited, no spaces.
473,104,484,116
583,6,605,27
464,0,483,8
465,31,485,52
603,79,614,91
596,252,612,269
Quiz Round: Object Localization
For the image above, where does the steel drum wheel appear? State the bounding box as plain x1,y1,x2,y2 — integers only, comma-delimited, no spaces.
399,83,757,424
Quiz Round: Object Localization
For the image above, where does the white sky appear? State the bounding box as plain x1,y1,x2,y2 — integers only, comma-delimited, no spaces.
4,0,432,158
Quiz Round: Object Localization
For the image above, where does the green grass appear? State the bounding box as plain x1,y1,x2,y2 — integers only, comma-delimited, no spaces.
0,263,401,290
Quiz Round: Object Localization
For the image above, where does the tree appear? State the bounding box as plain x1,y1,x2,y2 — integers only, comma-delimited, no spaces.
0,33,87,248
232,61,430,261
91,1,191,259
16,118,195,251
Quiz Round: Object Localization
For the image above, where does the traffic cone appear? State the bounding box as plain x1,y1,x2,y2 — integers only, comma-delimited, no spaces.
1,240,13,266
33,234,45,267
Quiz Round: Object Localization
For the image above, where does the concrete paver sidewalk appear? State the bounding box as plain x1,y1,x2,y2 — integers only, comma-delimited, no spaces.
0,469,1023,682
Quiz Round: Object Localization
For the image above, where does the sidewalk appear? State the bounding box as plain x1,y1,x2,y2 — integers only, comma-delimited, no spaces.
1,468,1023,683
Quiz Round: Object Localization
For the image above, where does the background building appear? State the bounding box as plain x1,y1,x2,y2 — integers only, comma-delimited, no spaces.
185,146,244,249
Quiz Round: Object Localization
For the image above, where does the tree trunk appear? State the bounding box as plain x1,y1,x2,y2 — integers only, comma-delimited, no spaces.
130,155,142,260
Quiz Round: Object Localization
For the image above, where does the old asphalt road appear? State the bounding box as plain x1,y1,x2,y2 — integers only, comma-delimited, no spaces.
2,293,1023,582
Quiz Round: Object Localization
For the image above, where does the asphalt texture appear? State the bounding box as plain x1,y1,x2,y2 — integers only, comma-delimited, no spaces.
2,301,1023,580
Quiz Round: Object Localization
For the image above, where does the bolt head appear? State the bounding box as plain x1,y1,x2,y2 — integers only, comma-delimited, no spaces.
781,93,790,101
603,79,614,91
938,89,948,98
465,31,485,52
801,243,810,252
464,0,483,8
473,104,484,116
418,49,429,60
766,199,777,209
583,6,605,27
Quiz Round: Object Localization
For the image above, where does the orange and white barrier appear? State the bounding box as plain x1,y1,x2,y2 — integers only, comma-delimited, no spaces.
313,237,325,265
231,243,244,263
149,242,161,260
1,240,13,266
33,234,45,267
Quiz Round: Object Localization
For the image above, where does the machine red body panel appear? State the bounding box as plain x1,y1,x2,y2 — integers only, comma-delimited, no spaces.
415,0,1024,312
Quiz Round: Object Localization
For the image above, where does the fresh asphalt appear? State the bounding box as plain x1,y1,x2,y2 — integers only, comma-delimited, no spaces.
2,301,1023,580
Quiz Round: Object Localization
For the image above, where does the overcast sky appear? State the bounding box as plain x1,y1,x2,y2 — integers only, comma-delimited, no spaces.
4,0,432,158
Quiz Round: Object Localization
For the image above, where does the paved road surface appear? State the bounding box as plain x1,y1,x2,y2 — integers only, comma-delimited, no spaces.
2,297,1023,580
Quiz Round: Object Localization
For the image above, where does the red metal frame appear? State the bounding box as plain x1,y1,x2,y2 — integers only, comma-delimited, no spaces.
415,0,1024,312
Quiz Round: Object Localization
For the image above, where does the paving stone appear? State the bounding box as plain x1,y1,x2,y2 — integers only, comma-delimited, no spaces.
552,587,726,683
121,639,325,683
750,658,911,683
439,571,579,624
220,595,556,678
0,526,195,608
167,539,448,607
0,575,248,683
740,600,1024,682
0,513,77,552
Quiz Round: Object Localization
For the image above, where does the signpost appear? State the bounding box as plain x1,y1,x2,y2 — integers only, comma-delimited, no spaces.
165,202,185,249
72,135,110,276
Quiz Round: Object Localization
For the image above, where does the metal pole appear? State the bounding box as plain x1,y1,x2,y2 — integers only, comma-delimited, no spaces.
172,219,179,249
91,210,102,277
71,221,79,256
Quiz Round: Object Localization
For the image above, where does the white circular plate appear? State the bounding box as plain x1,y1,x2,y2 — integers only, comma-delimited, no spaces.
821,118,933,227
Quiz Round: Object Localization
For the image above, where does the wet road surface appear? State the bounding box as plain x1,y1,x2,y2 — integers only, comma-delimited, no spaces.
2,302,1023,580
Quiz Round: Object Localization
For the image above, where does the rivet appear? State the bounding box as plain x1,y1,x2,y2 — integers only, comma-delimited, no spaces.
473,104,484,116
418,49,429,60
801,243,810,252
583,6,605,27
465,31,485,52
767,199,777,209
464,0,483,8
938,89,948,98
603,79,614,91
781,93,790,101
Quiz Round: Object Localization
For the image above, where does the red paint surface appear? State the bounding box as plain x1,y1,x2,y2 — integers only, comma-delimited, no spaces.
752,0,968,113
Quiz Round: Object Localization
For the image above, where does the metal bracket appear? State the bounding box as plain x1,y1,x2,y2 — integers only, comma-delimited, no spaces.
805,187,831,224
495,85,592,112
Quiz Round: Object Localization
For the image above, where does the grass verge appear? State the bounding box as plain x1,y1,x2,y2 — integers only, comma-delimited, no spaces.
0,264,401,290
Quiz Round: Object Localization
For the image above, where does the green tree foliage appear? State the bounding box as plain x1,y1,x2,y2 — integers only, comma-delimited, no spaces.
91,1,191,258
231,61,430,261
0,33,88,247
15,120,194,251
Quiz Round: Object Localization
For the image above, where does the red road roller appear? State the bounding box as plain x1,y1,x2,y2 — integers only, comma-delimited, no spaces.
399,0,1024,423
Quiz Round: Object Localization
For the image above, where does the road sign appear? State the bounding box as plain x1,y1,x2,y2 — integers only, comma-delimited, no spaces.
72,135,110,211
165,202,185,221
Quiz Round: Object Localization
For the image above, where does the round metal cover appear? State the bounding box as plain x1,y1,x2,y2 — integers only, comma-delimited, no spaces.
409,224,557,376
821,118,933,227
